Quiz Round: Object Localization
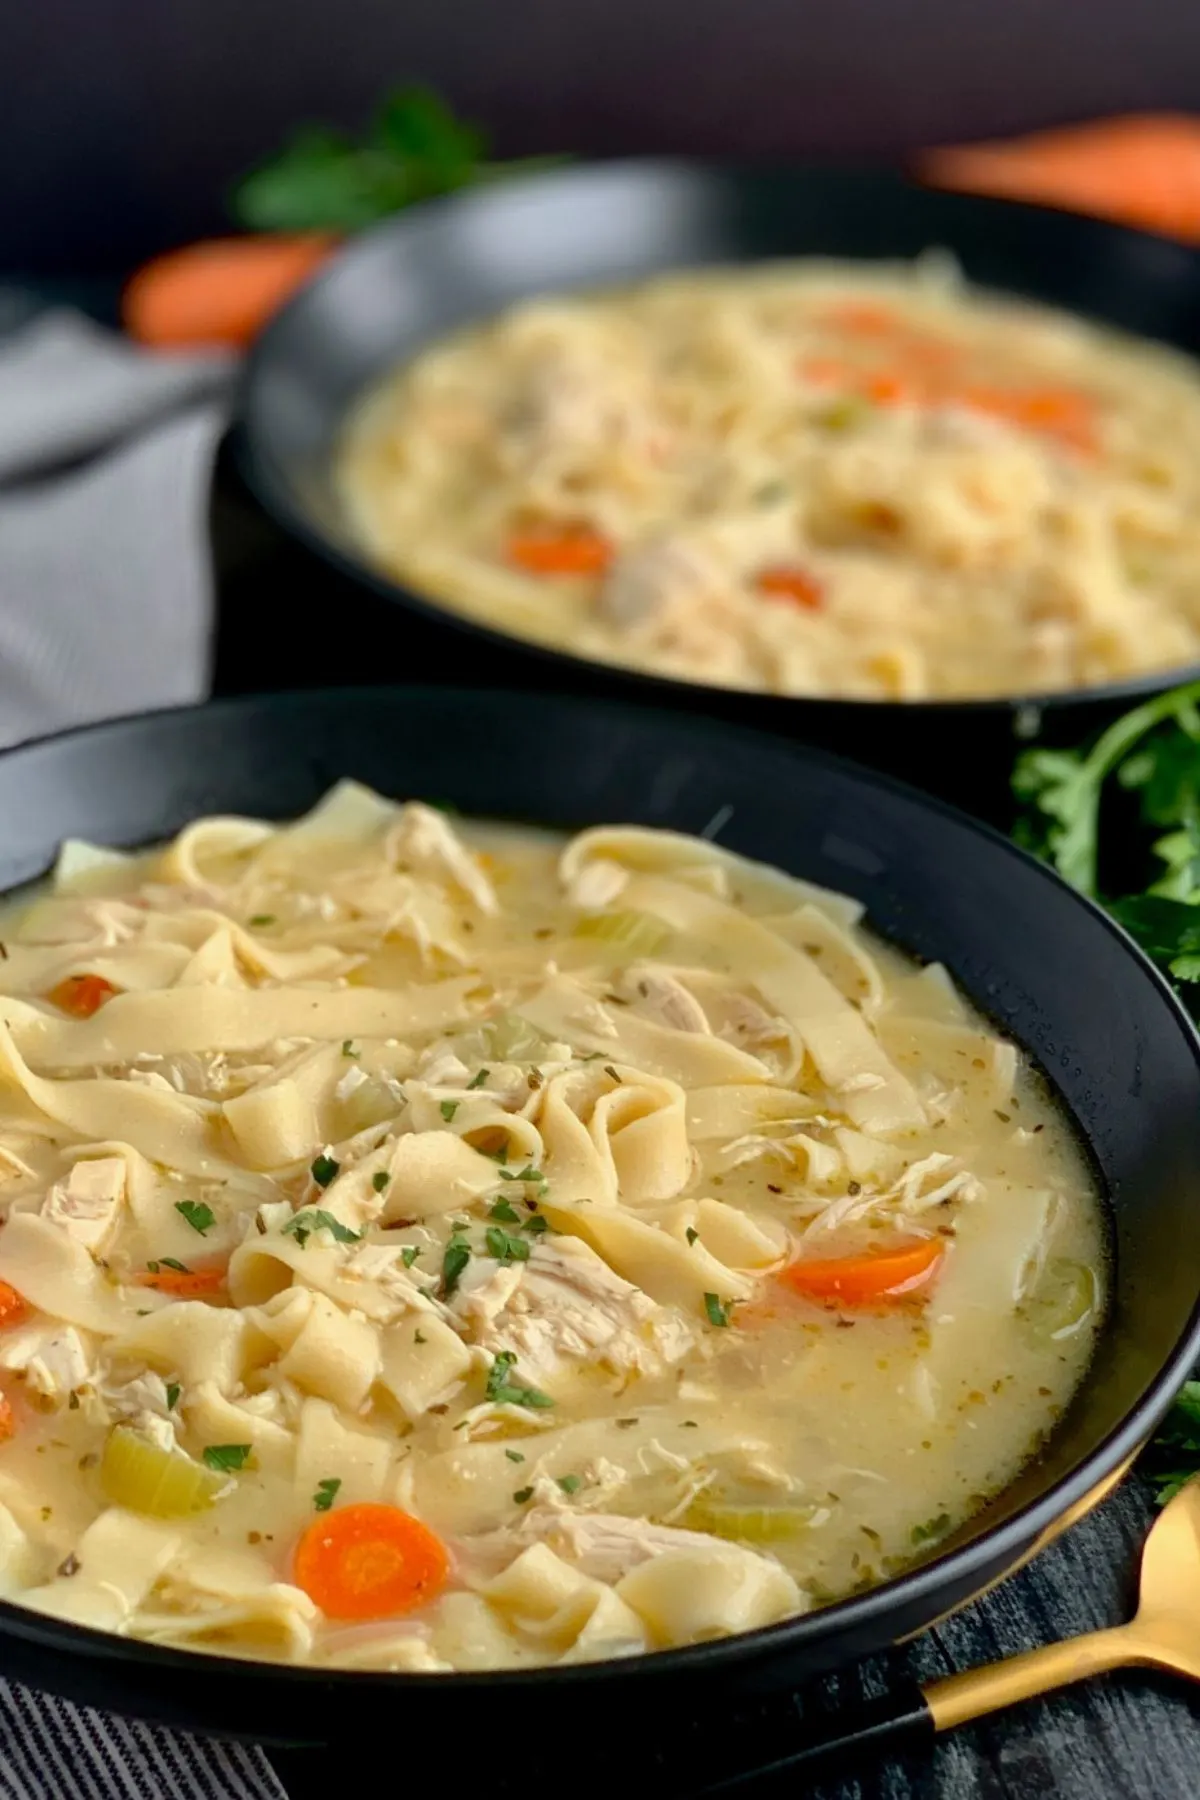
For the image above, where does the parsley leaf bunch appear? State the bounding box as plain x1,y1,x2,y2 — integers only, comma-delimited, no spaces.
1015,678,1200,982
232,86,563,233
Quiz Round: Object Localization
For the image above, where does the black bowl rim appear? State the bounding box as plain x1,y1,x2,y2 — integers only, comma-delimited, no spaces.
0,683,1196,1694
236,156,1200,718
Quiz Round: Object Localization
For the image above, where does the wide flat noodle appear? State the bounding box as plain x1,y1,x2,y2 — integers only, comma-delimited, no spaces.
517,975,771,1086
622,875,924,1134
11,979,476,1068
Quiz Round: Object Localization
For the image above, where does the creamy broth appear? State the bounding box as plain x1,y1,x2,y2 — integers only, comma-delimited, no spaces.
0,789,1104,1669
338,261,1200,700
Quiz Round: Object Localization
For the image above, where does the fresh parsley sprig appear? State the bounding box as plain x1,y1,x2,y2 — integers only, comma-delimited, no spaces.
283,1210,362,1251
232,85,564,234
1015,678,1200,982
1015,689,1200,1500
1144,1383,1200,1506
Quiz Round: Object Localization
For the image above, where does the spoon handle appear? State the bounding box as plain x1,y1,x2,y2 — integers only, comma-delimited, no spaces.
693,1679,935,1795
925,1621,1139,1729
694,1625,1142,1796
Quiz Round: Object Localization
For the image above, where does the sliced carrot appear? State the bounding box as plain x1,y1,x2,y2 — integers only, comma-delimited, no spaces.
293,1502,449,1621
778,1237,945,1307
756,566,825,610
822,301,898,336
122,233,337,351
798,355,858,385
0,1283,30,1331
135,1264,226,1299
958,383,1096,453
46,974,117,1018
0,1396,15,1443
506,526,612,577
861,372,913,406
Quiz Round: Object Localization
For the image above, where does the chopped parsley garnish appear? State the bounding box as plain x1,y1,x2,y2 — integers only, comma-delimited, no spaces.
442,1230,471,1295
604,1065,621,1083
556,1473,582,1495
522,1213,549,1237
414,1330,427,1344
489,1198,521,1223
371,1171,390,1194
310,1154,340,1188
514,1165,546,1185
512,1486,534,1505
485,1225,531,1265
440,1100,459,1123
486,1351,554,1411
467,1068,490,1089
248,914,275,927
165,1383,180,1411
505,1449,526,1464
685,1227,699,1247
704,1292,733,1329
283,1209,362,1250
911,1511,952,1547
147,1256,191,1274
313,1477,342,1513
202,1444,252,1473
174,1200,215,1236
400,1245,420,1268
341,1039,360,1058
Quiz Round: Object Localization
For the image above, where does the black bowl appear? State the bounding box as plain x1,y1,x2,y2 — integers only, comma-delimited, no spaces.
0,685,1198,1760
235,161,1200,823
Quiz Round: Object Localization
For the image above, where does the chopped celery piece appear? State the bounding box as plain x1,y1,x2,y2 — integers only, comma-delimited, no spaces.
1021,1258,1098,1342
485,1013,549,1063
100,1425,228,1518
572,910,671,958
683,1499,818,1545
339,1074,402,1134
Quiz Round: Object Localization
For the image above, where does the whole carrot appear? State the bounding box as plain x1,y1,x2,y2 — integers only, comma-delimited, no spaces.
122,233,336,351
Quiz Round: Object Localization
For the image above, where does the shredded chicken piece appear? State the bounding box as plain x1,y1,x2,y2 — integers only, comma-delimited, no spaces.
459,1237,694,1383
506,1507,742,1584
451,1260,525,1334
719,991,792,1049
0,1325,91,1401
24,897,144,947
41,1157,126,1255
599,536,723,631
623,967,711,1035
97,1369,174,1424
415,1047,471,1088
501,343,649,463
386,803,497,915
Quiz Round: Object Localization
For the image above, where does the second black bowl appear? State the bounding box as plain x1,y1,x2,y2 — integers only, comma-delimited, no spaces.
235,161,1200,822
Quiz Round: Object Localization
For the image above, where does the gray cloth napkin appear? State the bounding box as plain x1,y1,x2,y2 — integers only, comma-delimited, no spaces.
0,308,287,1798
0,309,232,749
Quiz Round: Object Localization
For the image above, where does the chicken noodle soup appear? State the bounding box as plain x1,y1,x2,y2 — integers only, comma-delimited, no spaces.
0,787,1104,1669
339,261,1200,700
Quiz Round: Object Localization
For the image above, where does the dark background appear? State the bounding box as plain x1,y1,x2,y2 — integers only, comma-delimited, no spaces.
5,0,1198,274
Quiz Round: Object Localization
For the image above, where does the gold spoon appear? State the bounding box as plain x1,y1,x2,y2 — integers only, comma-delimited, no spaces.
700,1475,1200,1795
